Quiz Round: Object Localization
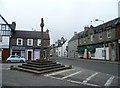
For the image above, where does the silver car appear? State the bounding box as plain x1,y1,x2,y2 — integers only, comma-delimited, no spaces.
6,55,26,63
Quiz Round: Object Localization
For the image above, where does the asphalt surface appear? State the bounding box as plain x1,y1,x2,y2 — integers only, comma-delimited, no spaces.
1,57,120,87
50,57,120,77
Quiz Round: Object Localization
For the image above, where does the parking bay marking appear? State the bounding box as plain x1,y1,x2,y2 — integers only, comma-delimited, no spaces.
61,71,82,80
67,79,99,87
104,76,115,86
83,72,98,83
44,68,75,77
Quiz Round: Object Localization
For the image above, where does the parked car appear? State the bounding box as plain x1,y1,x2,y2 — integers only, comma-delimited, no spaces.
6,55,26,63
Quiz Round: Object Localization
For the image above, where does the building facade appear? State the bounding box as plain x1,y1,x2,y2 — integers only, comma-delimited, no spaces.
118,1,120,17
77,17,120,61
10,30,50,61
0,15,15,61
68,32,79,58
50,37,67,57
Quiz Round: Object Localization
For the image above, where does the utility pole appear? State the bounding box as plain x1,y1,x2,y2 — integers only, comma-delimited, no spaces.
40,18,44,60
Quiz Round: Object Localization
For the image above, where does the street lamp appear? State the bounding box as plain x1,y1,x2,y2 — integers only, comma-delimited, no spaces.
95,19,106,60
40,18,44,60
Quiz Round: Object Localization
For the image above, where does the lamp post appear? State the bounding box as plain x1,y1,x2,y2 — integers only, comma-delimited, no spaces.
95,19,106,60
40,18,44,60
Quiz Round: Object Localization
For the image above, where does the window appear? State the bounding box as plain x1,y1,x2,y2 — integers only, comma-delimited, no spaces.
107,30,111,38
99,32,102,40
17,38,23,45
0,35,2,42
27,39,33,46
37,39,41,46
1,25,6,30
84,38,86,43
79,40,81,44
91,35,93,41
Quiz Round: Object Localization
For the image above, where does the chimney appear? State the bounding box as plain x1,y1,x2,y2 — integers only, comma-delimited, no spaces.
11,22,16,30
84,26,89,31
74,32,77,35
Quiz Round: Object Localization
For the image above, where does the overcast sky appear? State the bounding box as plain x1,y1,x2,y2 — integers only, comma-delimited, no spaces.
0,0,119,44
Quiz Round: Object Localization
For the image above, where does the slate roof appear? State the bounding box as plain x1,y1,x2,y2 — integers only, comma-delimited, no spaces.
94,17,120,31
69,17,120,42
0,14,15,32
11,30,50,40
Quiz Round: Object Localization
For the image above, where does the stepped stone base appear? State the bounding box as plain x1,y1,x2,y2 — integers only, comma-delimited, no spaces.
11,59,72,74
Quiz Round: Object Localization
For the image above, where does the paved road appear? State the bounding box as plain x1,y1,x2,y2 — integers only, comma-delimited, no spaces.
50,57,120,76
1,57,120,87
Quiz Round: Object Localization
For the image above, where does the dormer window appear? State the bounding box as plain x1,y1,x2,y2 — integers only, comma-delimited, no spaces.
27,39,33,46
37,39,41,46
17,38,23,46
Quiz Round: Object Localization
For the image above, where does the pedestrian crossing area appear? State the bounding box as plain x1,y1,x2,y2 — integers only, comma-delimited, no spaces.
44,67,119,86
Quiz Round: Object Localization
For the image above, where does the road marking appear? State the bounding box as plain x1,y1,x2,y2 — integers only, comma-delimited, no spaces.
44,75,63,80
67,79,99,87
83,72,98,83
61,71,82,80
104,76,115,86
44,69,75,76
0,68,10,70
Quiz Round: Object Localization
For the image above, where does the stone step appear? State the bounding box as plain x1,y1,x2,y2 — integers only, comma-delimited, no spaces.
22,63,61,68
18,65,64,71
16,66,71,74
27,61,56,65
31,60,53,63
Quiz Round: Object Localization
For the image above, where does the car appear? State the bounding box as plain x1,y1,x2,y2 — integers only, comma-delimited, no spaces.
6,55,26,63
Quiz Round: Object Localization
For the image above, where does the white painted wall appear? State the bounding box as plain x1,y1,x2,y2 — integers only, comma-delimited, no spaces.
1,36,9,48
57,41,68,57
34,50,39,60
95,47,109,60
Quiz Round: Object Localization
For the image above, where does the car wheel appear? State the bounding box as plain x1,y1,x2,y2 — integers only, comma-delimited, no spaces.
7,60,11,63
20,60,24,63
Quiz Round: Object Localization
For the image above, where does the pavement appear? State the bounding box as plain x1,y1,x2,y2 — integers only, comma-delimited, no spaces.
60,57,120,65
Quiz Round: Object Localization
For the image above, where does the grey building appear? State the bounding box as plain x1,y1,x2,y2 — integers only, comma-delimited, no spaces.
68,32,79,58
77,17,120,61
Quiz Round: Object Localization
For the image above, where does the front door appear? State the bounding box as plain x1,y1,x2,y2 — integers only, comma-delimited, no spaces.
28,51,32,60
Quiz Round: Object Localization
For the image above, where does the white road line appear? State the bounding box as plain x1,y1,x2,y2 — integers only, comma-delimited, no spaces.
44,75,63,80
67,79,99,87
83,72,98,83
104,76,115,86
44,69,75,76
61,71,82,80
0,68,10,70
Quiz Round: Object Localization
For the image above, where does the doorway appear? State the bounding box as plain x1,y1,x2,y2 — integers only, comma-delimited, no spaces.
28,51,32,60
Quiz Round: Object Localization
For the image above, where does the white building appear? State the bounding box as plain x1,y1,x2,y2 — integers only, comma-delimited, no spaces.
57,41,68,57
0,15,15,61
